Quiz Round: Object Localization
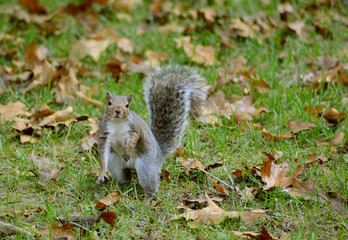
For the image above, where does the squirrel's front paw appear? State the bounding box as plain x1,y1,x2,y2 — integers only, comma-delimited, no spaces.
96,171,109,184
123,153,130,162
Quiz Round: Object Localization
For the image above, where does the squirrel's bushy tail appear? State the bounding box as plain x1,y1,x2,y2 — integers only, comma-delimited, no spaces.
144,65,207,156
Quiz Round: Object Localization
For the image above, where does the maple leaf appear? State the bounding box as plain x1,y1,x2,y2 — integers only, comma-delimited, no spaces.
173,192,266,228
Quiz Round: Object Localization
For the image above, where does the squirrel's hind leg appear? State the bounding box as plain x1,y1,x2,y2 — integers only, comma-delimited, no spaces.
135,156,161,205
108,151,131,184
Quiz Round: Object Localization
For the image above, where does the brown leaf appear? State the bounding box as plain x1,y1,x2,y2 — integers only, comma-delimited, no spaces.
305,153,328,165
30,154,66,183
288,121,316,133
327,192,348,217
331,132,344,146
304,105,323,118
204,162,223,171
41,222,76,240
261,157,303,190
173,192,265,227
262,129,296,141
20,134,38,143
116,38,133,53
174,36,215,66
38,107,76,127
213,182,229,196
25,60,55,92
178,157,203,175
105,58,124,80
0,101,29,121
283,178,328,203
70,39,114,61
0,220,34,237
316,54,340,70
236,186,258,200
182,193,224,206
100,211,117,227
25,42,50,66
287,19,305,39
94,193,119,209
145,50,169,68
19,0,47,14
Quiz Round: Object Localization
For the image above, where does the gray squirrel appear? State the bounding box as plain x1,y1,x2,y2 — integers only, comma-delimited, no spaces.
96,65,207,204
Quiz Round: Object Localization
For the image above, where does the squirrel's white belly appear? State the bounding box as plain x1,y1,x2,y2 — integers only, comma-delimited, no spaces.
107,121,138,169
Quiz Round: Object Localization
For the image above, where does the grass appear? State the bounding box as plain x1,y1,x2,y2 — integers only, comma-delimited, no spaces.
0,0,347,239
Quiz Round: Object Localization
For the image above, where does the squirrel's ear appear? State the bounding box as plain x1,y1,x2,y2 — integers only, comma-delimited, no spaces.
106,92,111,102
127,93,133,103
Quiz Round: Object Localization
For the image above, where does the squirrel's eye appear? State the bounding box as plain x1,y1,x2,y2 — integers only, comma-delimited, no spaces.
108,101,112,105
126,104,129,108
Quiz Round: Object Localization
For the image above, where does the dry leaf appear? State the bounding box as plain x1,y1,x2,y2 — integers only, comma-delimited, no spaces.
100,211,117,227
0,101,28,121
287,19,305,39
213,182,229,196
38,106,76,127
94,193,119,209
182,193,224,206
30,154,66,183
173,192,266,227
261,156,303,190
288,121,316,133
116,38,133,53
331,132,344,146
262,129,296,141
178,157,203,175
236,186,258,200
70,39,114,61
174,36,215,66
283,178,328,203
305,154,329,165
327,192,348,217
316,54,339,70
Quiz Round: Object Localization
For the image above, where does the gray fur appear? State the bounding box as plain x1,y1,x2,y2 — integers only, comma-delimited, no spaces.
144,65,207,156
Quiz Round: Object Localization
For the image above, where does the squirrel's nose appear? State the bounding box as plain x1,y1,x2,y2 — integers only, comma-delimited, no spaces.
115,110,121,115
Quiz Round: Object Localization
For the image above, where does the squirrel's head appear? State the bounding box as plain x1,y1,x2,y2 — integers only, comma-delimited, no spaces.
105,92,133,120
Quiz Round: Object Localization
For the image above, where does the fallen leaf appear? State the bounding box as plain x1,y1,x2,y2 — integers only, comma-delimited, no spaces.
38,107,76,127
173,192,266,227
287,19,305,39
236,186,258,200
19,0,47,14
116,38,133,53
0,101,29,121
182,193,224,206
174,36,215,66
283,178,328,203
30,154,66,183
213,182,229,196
70,39,114,61
20,134,38,143
331,132,344,146
41,222,76,239
316,54,339,70
94,193,119,209
288,121,316,133
261,156,303,190
262,129,296,141
327,192,348,218
178,157,203,175
100,211,117,227
145,50,169,68
305,154,329,165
